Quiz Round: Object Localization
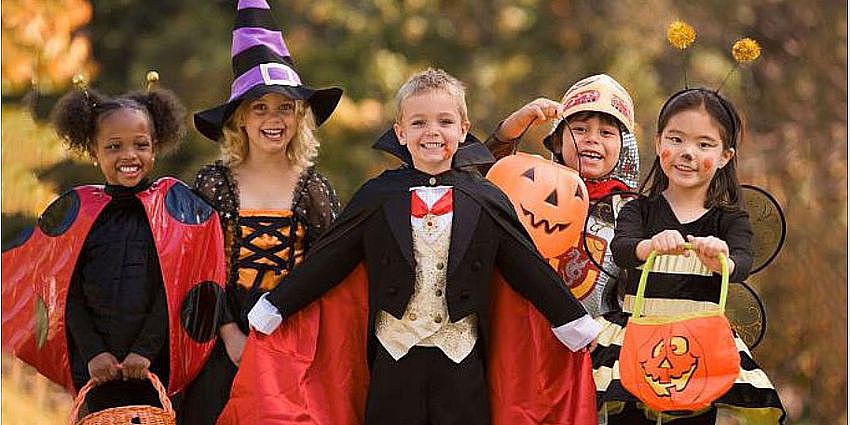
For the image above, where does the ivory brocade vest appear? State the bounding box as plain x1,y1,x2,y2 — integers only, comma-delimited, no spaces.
375,186,478,363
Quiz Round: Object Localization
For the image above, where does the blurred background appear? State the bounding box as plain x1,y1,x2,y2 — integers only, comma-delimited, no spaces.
1,0,846,424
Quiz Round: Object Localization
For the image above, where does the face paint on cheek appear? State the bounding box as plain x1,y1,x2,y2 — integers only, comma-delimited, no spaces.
660,149,672,163
702,158,715,171
442,144,452,161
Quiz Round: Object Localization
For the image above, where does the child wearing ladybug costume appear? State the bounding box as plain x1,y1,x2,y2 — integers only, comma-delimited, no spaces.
1,79,226,414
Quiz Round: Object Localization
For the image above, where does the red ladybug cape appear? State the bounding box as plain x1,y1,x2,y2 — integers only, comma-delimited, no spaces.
2,177,226,395
217,167,597,425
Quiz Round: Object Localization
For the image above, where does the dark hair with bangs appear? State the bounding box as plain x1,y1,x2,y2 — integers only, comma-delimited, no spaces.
639,89,743,209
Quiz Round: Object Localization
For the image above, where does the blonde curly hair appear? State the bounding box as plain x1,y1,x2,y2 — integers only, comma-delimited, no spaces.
220,98,319,169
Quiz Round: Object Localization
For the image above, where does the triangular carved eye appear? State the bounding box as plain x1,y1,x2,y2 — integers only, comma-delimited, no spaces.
521,167,535,181
545,189,558,206
575,186,585,200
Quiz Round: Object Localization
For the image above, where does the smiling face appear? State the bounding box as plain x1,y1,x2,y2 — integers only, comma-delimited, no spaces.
656,107,734,196
559,113,622,179
92,108,156,186
241,93,298,158
394,89,470,175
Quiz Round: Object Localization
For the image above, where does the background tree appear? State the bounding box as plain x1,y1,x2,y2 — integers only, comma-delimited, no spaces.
2,1,845,423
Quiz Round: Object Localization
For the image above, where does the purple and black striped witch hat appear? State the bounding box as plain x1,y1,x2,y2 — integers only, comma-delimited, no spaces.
194,0,343,141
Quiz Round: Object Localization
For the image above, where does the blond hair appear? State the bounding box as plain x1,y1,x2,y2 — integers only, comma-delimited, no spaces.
394,68,468,122
220,99,319,168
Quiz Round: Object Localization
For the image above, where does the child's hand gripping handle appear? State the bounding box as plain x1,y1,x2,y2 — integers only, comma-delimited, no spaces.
68,371,173,425
632,242,729,318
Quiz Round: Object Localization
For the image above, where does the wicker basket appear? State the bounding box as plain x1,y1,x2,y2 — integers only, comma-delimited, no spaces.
69,372,175,425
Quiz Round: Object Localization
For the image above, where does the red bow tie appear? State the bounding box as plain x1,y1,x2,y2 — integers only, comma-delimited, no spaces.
411,189,453,218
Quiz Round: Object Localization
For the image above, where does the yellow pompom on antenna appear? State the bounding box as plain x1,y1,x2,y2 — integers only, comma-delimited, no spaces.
146,70,160,91
72,73,88,89
731,37,761,63
667,20,696,50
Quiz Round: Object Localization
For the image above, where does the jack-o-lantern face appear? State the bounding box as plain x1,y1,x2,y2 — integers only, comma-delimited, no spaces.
619,314,740,413
640,336,698,397
487,152,589,258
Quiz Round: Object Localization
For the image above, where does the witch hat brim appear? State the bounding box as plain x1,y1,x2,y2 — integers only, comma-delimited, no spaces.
194,84,343,142
372,127,496,169
193,0,344,142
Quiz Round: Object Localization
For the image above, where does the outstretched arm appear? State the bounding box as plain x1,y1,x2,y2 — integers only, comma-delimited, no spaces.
250,208,368,334
495,97,564,141
496,229,600,351
484,98,565,166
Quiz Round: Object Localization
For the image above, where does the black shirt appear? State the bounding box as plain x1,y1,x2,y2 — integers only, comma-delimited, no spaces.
611,194,753,303
65,180,168,387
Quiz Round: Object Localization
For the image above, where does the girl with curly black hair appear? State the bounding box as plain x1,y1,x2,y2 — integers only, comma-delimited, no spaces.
13,81,226,417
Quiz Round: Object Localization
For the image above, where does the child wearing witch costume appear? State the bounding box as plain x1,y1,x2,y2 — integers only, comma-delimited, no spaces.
179,1,342,424
0,76,226,415
216,68,600,425
484,74,640,317
594,89,786,423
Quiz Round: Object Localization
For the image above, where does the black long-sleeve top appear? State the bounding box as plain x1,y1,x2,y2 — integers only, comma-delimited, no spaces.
65,180,168,386
611,194,753,304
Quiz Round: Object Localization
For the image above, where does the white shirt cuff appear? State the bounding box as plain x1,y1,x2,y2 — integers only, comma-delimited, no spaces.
247,293,283,335
551,315,603,352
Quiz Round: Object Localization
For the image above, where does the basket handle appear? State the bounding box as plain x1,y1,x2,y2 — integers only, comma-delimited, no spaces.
68,371,173,425
632,242,729,318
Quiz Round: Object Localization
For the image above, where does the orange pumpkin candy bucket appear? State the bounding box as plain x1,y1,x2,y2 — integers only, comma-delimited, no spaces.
618,244,739,417
486,152,589,259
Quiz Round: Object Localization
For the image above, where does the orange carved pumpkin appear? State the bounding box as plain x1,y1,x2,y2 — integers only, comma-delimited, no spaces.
486,152,589,258
619,314,739,413
619,247,740,414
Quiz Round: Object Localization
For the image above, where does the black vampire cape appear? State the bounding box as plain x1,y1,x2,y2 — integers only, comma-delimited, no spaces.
217,132,597,425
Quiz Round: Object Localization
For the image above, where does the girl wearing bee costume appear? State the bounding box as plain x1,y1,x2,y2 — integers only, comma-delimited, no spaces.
593,23,786,424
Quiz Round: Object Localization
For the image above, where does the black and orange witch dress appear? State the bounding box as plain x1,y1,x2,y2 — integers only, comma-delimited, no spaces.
178,162,339,425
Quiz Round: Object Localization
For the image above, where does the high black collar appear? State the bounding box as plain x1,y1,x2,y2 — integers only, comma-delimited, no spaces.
105,178,152,199
372,128,495,169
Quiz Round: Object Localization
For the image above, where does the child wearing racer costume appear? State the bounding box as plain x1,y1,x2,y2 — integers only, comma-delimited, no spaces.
484,74,640,317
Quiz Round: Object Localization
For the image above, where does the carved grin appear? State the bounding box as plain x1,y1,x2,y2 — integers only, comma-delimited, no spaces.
640,359,699,397
520,204,570,234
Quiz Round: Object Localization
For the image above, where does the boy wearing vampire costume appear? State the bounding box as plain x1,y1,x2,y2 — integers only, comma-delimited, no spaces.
217,69,600,425
1,81,226,404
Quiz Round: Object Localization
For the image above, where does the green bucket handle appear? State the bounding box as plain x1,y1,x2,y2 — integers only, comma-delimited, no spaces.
632,242,729,318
